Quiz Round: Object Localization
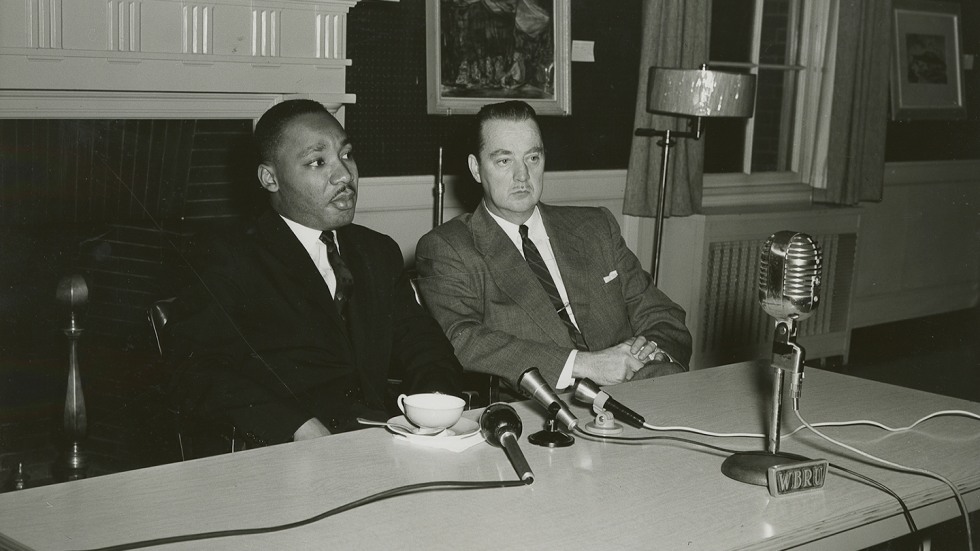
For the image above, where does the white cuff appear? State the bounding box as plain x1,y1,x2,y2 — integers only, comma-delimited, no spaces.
556,350,578,389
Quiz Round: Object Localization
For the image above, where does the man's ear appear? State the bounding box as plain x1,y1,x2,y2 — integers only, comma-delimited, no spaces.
257,163,279,192
467,154,481,183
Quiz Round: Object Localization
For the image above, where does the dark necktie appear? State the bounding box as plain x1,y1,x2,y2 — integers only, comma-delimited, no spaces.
519,224,588,351
319,231,354,321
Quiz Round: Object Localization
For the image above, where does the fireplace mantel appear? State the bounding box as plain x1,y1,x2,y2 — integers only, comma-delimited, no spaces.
0,0,361,119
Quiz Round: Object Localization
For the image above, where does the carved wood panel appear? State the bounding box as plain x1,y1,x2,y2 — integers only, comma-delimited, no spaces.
0,0,360,118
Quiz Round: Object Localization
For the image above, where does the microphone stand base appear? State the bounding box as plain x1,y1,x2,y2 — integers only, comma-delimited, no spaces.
583,419,624,436
721,450,810,487
528,428,574,448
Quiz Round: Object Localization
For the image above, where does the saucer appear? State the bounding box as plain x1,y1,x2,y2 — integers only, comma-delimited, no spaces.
386,415,479,439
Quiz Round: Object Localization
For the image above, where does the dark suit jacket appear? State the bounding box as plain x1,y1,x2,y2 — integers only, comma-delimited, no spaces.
415,202,692,387
167,211,462,445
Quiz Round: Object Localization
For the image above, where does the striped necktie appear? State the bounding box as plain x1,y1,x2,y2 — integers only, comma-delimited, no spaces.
519,224,588,351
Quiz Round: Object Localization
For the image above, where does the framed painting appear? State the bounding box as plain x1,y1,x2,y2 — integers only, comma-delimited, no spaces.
889,0,966,120
425,0,571,116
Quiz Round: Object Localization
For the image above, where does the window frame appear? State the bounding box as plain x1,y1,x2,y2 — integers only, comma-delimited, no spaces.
702,0,838,208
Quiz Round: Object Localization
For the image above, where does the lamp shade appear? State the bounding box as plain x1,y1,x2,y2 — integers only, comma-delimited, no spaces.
647,67,756,118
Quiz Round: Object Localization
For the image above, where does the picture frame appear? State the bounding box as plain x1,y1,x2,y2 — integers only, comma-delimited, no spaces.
889,0,966,121
425,0,571,116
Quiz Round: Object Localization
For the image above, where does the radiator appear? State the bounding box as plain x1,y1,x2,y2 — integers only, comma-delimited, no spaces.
658,208,861,370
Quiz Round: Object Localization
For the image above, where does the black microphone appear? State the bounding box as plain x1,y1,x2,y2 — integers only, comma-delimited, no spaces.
572,378,645,429
759,231,822,323
479,403,533,483
517,367,577,431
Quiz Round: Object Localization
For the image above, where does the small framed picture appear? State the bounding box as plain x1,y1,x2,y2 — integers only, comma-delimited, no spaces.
889,0,966,120
425,0,571,116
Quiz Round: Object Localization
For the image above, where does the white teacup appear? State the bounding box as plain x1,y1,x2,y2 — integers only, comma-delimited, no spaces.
397,393,465,433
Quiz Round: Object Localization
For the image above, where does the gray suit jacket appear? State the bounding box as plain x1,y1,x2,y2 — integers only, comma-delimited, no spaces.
415,202,692,387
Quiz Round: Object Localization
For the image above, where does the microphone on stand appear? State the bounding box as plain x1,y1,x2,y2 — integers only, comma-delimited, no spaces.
721,231,829,496
480,403,533,484
517,367,577,447
759,231,821,320
759,231,821,399
573,378,645,429
517,367,577,431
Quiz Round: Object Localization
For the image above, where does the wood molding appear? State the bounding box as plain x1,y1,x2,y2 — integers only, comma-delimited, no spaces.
0,0,360,119
356,169,628,214
0,90,354,119
355,170,631,262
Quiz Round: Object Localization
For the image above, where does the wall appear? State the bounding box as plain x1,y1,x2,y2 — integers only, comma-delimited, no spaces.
345,0,642,179
851,161,980,328
0,0,974,356
344,0,644,263
0,119,255,351
356,170,627,264
884,0,980,162
855,0,980,325
345,0,980,332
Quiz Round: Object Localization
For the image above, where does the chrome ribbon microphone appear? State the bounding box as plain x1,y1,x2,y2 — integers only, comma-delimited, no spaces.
573,378,645,429
479,403,533,484
760,231,821,454
517,367,577,431
721,231,826,492
759,231,822,323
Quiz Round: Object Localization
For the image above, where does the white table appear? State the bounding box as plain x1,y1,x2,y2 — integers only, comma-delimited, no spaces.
1,361,978,550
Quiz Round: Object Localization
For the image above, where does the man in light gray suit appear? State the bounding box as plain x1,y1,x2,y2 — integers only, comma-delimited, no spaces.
415,101,691,391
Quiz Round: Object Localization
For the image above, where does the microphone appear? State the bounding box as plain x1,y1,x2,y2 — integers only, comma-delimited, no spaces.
517,367,577,431
759,231,822,387
479,403,533,483
759,231,821,323
572,378,645,429
721,230,826,492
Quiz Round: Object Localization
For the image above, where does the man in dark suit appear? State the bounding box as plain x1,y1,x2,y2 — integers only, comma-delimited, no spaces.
416,101,691,391
168,99,462,447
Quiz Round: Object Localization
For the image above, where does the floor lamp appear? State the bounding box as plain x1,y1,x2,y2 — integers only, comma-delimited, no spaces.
634,65,756,284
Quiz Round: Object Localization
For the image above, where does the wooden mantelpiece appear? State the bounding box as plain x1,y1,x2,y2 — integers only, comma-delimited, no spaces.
0,0,360,118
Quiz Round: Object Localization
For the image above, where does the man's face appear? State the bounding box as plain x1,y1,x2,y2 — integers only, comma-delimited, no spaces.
469,118,544,225
258,111,358,231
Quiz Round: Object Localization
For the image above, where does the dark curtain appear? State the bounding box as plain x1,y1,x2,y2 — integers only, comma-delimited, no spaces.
623,0,711,218
814,0,892,205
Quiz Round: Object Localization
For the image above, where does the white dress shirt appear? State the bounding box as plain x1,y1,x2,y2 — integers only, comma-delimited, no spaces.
485,205,579,389
281,215,339,298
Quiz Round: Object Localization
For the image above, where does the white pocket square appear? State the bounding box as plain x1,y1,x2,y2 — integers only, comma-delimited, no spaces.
603,270,618,283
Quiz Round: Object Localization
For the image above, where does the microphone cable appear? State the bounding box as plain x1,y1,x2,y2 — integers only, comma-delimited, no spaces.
636,409,980,441
575,424,751,455
69,478,530,551
792,399,973,551
783,408,980,438
640,405,980,443
641,421,765,439
573,426,919,537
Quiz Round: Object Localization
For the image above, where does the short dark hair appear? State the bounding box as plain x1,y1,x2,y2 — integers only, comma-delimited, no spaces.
473,100,539,156
254,99,332,164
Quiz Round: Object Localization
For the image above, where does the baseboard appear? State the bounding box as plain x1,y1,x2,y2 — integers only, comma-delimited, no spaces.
883,160,980,186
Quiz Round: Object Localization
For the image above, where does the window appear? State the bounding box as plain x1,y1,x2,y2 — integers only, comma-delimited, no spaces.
702,0,837,205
